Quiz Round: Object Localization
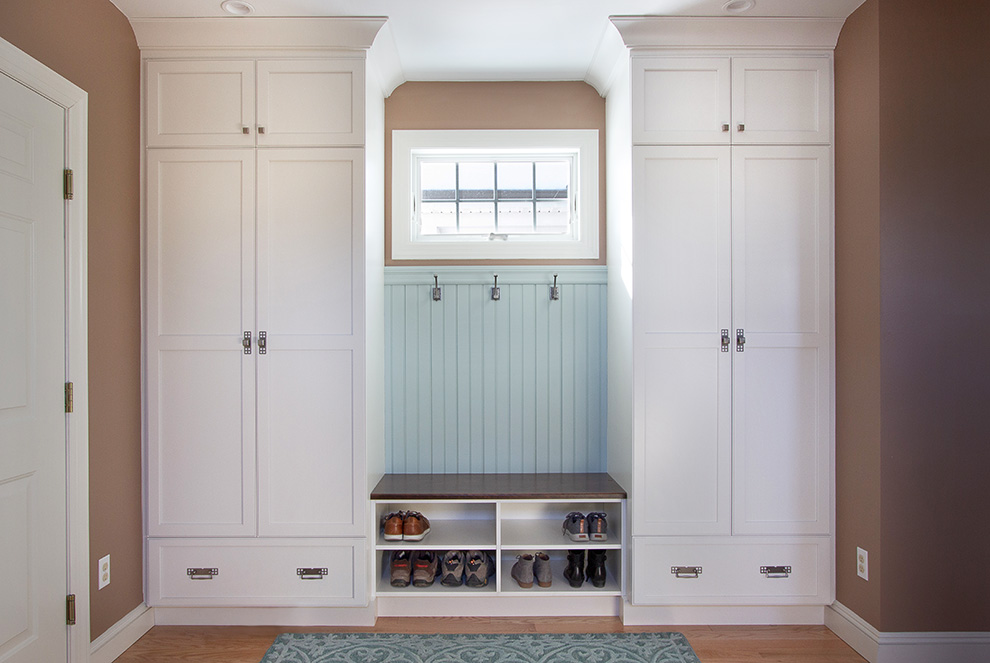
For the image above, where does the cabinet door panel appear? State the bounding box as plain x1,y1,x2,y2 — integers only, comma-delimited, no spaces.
149,151,256,337
632,57,730,144
732,146,831,535
633,146,731,334
633,146,732,536
636,344,731,536
731,58,831,144
256,149,365,537
257,60,364,146
147,60,255,147
150,348,256,536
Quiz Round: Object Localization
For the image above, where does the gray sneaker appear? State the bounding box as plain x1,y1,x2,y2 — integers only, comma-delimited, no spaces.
586,512,608,541
562,511,588,542
440,550,464,586
511,553,535,588
464,550,494,587
534,552,552,588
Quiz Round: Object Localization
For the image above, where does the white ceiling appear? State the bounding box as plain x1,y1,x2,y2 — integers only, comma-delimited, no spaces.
110,0,866,82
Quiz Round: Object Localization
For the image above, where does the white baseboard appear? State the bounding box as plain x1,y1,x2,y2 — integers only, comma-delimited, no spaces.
89,604,155,663
153,605,377,626
825,602,879,662
620,603,825,626
826,602,990,663
376,596,620,617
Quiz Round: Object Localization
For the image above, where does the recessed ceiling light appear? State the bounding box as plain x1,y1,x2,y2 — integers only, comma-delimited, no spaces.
221,0,255,16
723,0,755,13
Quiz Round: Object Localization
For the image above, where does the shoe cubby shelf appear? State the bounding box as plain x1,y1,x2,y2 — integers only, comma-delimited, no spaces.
371,473,627,597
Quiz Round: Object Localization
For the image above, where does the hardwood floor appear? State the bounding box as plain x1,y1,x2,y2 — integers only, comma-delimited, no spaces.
114,618,867,663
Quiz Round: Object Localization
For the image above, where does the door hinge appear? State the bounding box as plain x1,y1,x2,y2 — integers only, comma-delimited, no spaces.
64,169,74,200
66,594,76,625
65,382,74,413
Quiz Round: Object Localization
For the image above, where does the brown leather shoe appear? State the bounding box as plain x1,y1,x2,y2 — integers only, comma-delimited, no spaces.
403,511,431,541
382,511,405,541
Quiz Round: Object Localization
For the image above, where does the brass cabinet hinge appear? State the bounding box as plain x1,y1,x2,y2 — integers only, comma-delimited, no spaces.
65,382,73,413
64,169,74,200
66,594,76,625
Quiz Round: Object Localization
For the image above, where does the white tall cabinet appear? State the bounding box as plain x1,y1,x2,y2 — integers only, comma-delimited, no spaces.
138,19,384,609
608,18,841,611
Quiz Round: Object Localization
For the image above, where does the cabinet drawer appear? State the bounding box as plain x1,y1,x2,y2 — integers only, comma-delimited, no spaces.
148,538,367,607
631,537,829,605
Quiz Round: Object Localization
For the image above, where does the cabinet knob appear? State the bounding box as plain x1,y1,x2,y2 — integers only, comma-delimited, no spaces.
737,123,745,132
257,126,266,135
721,123,730,132
242,126,250,135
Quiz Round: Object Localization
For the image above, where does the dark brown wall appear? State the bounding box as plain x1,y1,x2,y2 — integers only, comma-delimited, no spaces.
876,0,990,632
0,0,142,640
835,0,990,632
385,81,606,266
834,0,883,629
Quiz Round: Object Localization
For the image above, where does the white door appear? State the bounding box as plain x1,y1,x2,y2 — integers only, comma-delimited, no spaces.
146,149,257,537
0,73,68,663
256,148,365,537
632,146,732,536
731,146,832,535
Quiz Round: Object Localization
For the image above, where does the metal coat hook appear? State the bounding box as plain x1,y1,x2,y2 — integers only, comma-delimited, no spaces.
491,274,500,301
432,274,442,301
550,274,560,301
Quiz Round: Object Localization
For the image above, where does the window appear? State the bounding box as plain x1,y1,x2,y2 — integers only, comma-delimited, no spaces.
392,130,599,260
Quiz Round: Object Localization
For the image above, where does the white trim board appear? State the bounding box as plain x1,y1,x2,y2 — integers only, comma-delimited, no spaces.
377,596,620,618
826,602,990,663
0,35,90,663
620,603,825,626
385,265,607,286
89,604,154,663
153,605,377,627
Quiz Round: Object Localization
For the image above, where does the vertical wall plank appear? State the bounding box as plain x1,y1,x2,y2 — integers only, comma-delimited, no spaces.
384,269,606,474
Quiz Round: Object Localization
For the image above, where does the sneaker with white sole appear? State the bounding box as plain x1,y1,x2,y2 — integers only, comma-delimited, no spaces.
562,511,588,542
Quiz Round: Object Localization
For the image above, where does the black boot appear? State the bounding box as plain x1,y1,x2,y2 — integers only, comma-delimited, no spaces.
586,549,607,588
564,549,585,588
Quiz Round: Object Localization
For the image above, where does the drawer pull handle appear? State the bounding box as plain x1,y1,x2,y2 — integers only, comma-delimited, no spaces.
187,567,218,580
761,565,792,578
671,566,702,578
297,567,328,580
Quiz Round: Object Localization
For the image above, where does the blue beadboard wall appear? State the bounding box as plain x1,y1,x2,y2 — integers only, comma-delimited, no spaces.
385,266,608,474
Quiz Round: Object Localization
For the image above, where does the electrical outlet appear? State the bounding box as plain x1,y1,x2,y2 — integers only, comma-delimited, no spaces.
856,547,868,581
98,554,110,590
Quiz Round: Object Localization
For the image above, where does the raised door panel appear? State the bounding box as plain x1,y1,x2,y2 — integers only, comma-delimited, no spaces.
731,57,831,144
147,149,257,536
256,149,365,536
632,57,731,145
256,60,364,147
147,60,256,147
731,146,831,535
632,146,731,536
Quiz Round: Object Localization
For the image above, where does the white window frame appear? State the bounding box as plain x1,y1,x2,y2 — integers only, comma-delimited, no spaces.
392,129,599,260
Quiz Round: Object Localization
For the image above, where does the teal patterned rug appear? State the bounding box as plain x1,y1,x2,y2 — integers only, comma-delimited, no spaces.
260,632,701,663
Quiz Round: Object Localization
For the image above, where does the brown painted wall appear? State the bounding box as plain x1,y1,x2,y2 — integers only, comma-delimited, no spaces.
835,0,990,632
384,81,606,265
876,0,990,632
0,0,142,640
833,0,883,629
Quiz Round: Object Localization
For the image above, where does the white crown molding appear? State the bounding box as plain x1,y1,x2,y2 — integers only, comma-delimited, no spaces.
368,21,405,97
610,16,845,51
585,22,627,97
130,17,387,52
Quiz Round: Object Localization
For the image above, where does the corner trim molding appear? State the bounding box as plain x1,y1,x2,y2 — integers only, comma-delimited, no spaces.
90,604,155,663
826,602,990,663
